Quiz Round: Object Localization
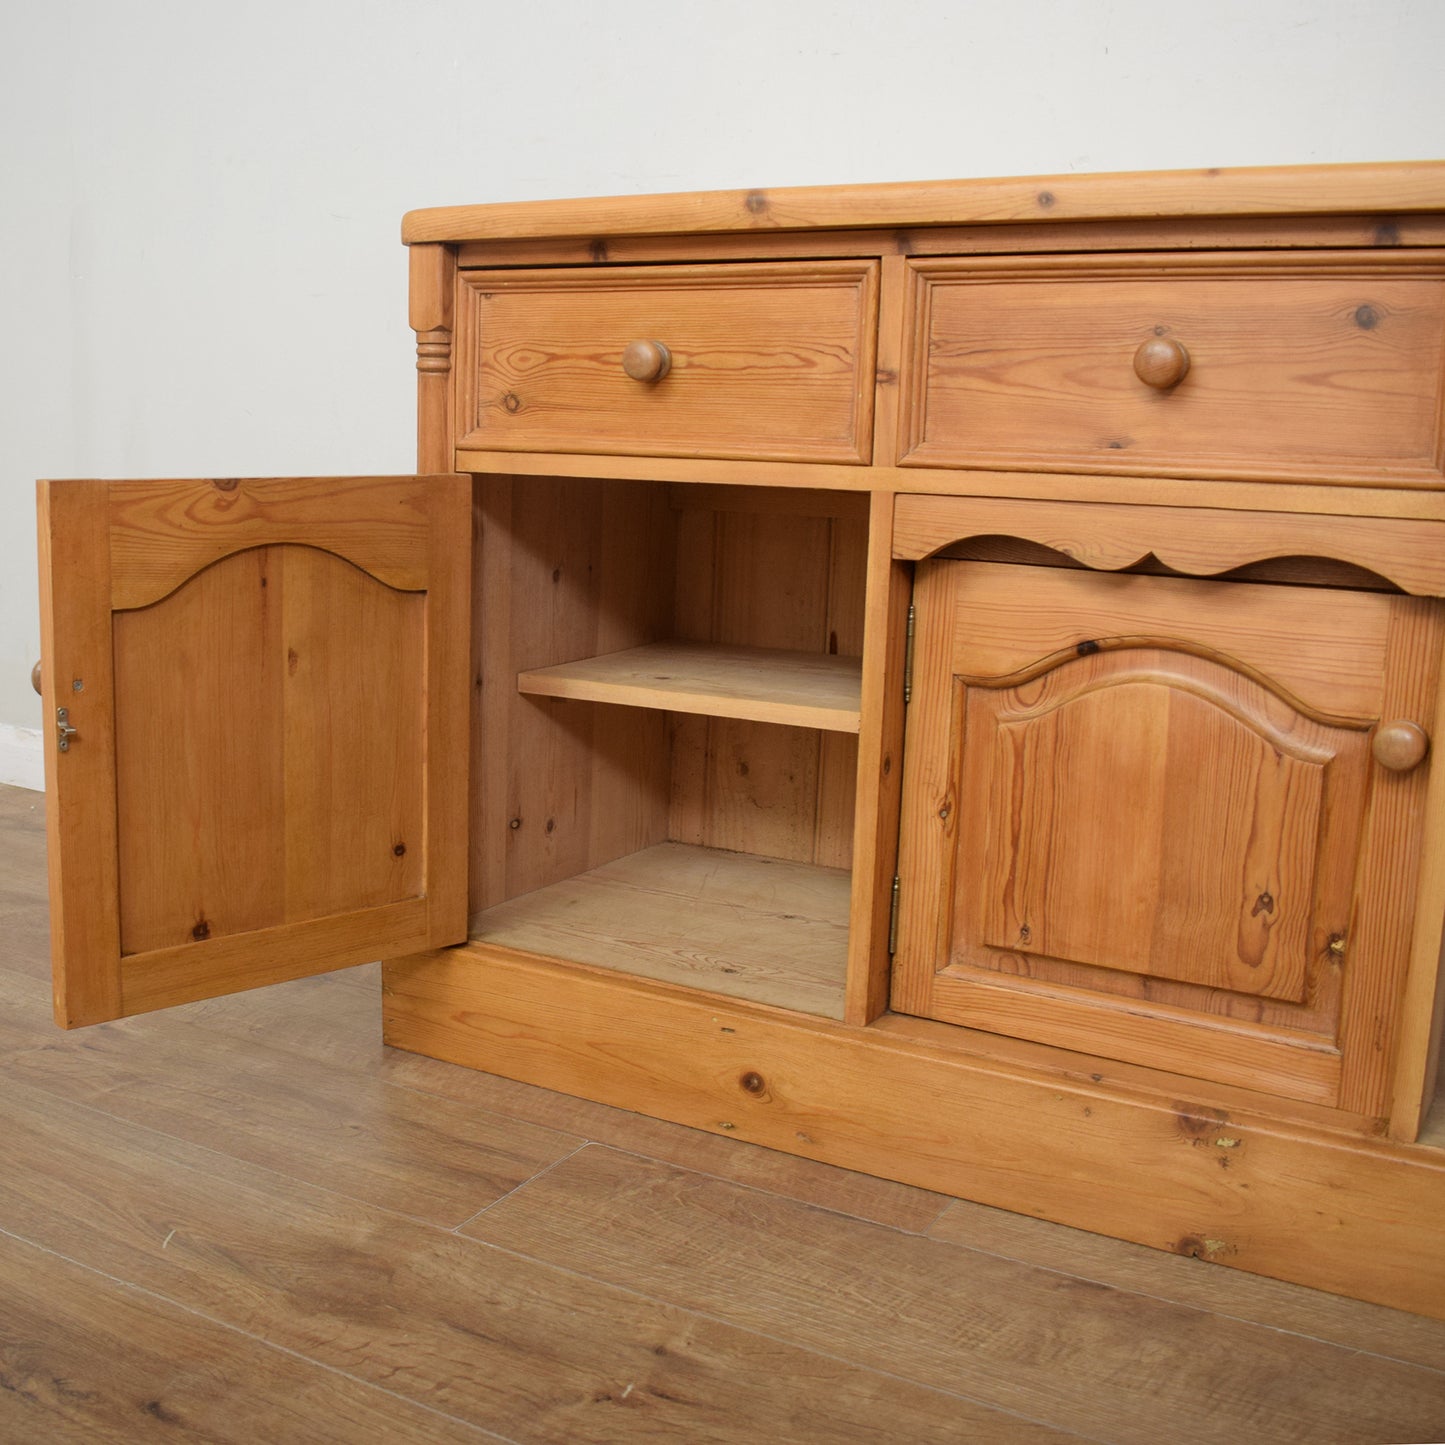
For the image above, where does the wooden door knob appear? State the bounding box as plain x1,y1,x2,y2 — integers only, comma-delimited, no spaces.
1373,720,1430,772
31,661,41,696
621,339,671,383
1133,337,1191,389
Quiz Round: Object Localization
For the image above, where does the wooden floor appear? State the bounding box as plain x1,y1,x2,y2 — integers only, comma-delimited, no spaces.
3,786,1445,1443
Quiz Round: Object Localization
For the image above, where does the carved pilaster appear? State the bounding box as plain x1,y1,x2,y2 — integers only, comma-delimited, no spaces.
408,243,456,473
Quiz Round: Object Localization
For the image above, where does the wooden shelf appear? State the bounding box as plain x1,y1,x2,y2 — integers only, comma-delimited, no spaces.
468,842,851,1019
516,642,863,733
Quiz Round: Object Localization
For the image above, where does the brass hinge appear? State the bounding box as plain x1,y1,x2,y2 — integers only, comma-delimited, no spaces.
903,601,916,705
888,874,901,955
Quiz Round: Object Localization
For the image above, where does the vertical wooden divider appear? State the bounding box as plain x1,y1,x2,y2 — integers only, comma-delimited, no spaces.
410,243,456,474
844,255,912,1024
1388,609,1445,1138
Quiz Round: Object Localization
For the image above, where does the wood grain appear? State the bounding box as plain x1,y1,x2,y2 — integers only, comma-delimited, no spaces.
0,1230,487,1445
901,254,1445,486
383,940,1445,1317
454,448,1445,518
667,497,864,870
402,160,1445,242
891,560,1435,1109
453,214,1445,269
0,990,582,1227
106,475,440,608
893,493,1445,597
6,781,1445,1441
113,546,425,953
466,1145,1445,1445
36,479,122,1026
0,1076,1051,1445
844,492,910,1024
164,966,953,1236
41,475,470,1026
1337,598,1445,1116
930,561,1391,724
409,242,456,474
926,1195,1445,1375
472,474,675,913
518,642,862,732
469,843,850,1018
455,262,878,464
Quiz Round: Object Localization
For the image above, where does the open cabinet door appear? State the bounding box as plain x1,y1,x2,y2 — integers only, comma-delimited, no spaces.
37,474,470,1027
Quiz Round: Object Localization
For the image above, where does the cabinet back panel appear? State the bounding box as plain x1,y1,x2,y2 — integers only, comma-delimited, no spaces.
668,492,866,868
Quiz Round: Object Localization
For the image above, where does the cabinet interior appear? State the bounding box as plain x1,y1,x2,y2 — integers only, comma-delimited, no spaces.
466,475,868,1017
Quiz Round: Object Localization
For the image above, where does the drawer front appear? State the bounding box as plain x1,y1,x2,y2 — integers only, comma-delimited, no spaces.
900,253,1445,486
456,262,879,464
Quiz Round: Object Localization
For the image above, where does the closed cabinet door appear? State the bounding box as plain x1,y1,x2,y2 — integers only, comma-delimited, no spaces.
37,474,471,1027
891,560,1442,1115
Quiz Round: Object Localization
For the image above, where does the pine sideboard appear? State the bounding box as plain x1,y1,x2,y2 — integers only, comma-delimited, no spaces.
36,162,1445,1317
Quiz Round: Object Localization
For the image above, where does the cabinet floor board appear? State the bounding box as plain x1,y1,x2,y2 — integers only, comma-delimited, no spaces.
470,842,850,1018
464,1144,1445,1445
0,1075,1068,1444
6,784,1445,1442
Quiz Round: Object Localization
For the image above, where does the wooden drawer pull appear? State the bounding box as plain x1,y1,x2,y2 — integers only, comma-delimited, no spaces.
31,660,41,696
1133,336,1191,390
621,339,671,383
1373,720,1430,772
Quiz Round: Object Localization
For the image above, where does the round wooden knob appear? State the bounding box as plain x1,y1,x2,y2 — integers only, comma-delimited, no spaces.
1133,336,1191,389
31,661,42,696
621,339,671,383
1373,720,1430,772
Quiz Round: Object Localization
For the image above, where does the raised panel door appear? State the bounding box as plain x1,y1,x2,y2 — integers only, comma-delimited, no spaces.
891,561,1442,1113
37,475,471,1026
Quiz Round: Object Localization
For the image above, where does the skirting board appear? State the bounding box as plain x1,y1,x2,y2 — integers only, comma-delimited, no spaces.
0,726,43,792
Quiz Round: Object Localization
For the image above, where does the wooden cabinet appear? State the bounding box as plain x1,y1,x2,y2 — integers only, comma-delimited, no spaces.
36,162,1445,1319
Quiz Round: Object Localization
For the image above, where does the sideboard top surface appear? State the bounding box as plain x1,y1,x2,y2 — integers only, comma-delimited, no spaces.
402,160,1445,245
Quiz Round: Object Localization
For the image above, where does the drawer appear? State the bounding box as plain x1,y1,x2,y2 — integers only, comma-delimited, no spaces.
899,252,1445,486
455,261,879,464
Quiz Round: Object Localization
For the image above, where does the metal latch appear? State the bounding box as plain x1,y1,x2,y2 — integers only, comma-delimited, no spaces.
904,601,916,705
56,707,78,752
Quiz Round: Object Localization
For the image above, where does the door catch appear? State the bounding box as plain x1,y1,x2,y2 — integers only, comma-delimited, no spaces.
56,707,78,752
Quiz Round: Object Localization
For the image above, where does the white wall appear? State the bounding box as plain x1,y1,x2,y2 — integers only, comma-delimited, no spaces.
3,0,1444,780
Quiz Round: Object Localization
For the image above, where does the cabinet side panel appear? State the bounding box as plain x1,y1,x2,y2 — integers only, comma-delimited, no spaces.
815,512,869,869
472,475,675,913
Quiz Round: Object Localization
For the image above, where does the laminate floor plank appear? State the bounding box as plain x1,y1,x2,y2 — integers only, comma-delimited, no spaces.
0,789,49,983
6,766,1445,1443
927,1195,1445,1374
464,1145,1445,1445
0,1077,1074,1445
170,964,952,1234
0,973,584,1228
0,1228,497,1445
